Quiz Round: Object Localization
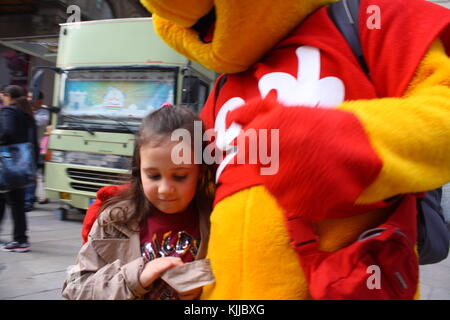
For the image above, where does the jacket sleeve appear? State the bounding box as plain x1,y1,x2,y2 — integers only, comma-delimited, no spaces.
0,108,17,145
338,38,450,204
62,221,150,300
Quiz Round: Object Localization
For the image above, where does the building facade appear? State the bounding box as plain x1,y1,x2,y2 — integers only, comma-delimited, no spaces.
0,0,150,104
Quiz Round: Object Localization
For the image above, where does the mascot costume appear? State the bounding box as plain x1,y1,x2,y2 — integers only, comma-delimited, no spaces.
82,0,450,299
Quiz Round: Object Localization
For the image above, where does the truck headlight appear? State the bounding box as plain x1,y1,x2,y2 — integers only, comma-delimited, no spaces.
51,150,66,163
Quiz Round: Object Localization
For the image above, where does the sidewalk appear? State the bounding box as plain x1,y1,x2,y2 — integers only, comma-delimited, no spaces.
0,201,449,300
0,202,82,300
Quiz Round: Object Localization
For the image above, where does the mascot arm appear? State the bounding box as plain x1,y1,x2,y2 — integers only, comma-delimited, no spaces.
228,91,383,222
228,39,450,222
339,39,450,204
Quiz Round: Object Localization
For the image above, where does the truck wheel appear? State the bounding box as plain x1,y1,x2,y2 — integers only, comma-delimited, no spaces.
54,208,68,221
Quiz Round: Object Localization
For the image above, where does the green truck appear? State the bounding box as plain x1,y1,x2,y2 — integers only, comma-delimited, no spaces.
32,18,216,219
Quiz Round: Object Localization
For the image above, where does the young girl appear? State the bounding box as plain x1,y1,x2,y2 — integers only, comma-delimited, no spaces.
62,105,215,300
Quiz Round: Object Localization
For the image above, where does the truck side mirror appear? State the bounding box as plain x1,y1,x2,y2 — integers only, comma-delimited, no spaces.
182,75,200,104
30,66,62,102
30,70,45,102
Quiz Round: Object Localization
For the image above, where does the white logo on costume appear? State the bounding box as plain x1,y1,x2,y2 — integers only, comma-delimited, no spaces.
214,46,345,181
259,46,345,107
214,97,245,182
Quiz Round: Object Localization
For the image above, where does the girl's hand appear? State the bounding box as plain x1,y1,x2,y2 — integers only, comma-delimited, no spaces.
139,257,183,289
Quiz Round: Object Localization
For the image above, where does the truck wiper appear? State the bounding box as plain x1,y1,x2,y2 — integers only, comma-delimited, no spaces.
60,115,95,135
94,114,135,134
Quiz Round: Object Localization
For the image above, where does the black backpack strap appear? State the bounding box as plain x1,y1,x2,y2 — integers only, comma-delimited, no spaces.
328,0,370,76
417,187,450,265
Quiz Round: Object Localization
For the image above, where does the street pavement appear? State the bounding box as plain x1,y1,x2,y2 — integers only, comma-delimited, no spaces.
0,202,82,300
0,200,449,300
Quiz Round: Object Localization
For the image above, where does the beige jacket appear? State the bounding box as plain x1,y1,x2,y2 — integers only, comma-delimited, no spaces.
62,200,211,300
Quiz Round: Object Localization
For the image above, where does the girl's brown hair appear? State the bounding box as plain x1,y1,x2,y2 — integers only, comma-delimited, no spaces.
98,105,215,230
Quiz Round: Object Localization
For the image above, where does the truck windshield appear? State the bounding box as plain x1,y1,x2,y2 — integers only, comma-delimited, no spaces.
58,68,176,133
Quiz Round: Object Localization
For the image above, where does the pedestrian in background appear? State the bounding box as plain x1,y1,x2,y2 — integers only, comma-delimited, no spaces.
0,85,38,252
25,91,50,210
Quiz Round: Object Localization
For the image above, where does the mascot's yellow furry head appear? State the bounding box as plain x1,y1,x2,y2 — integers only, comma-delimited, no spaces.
141,0,335,73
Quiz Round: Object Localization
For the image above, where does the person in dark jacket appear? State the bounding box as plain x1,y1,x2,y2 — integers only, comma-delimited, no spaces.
0,85,38,252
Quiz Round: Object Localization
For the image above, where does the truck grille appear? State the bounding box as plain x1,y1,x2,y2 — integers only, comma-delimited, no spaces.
68,168,130,193
70,183,103,193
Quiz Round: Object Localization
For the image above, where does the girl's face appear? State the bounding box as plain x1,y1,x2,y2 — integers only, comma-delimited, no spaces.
140,138,201,214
